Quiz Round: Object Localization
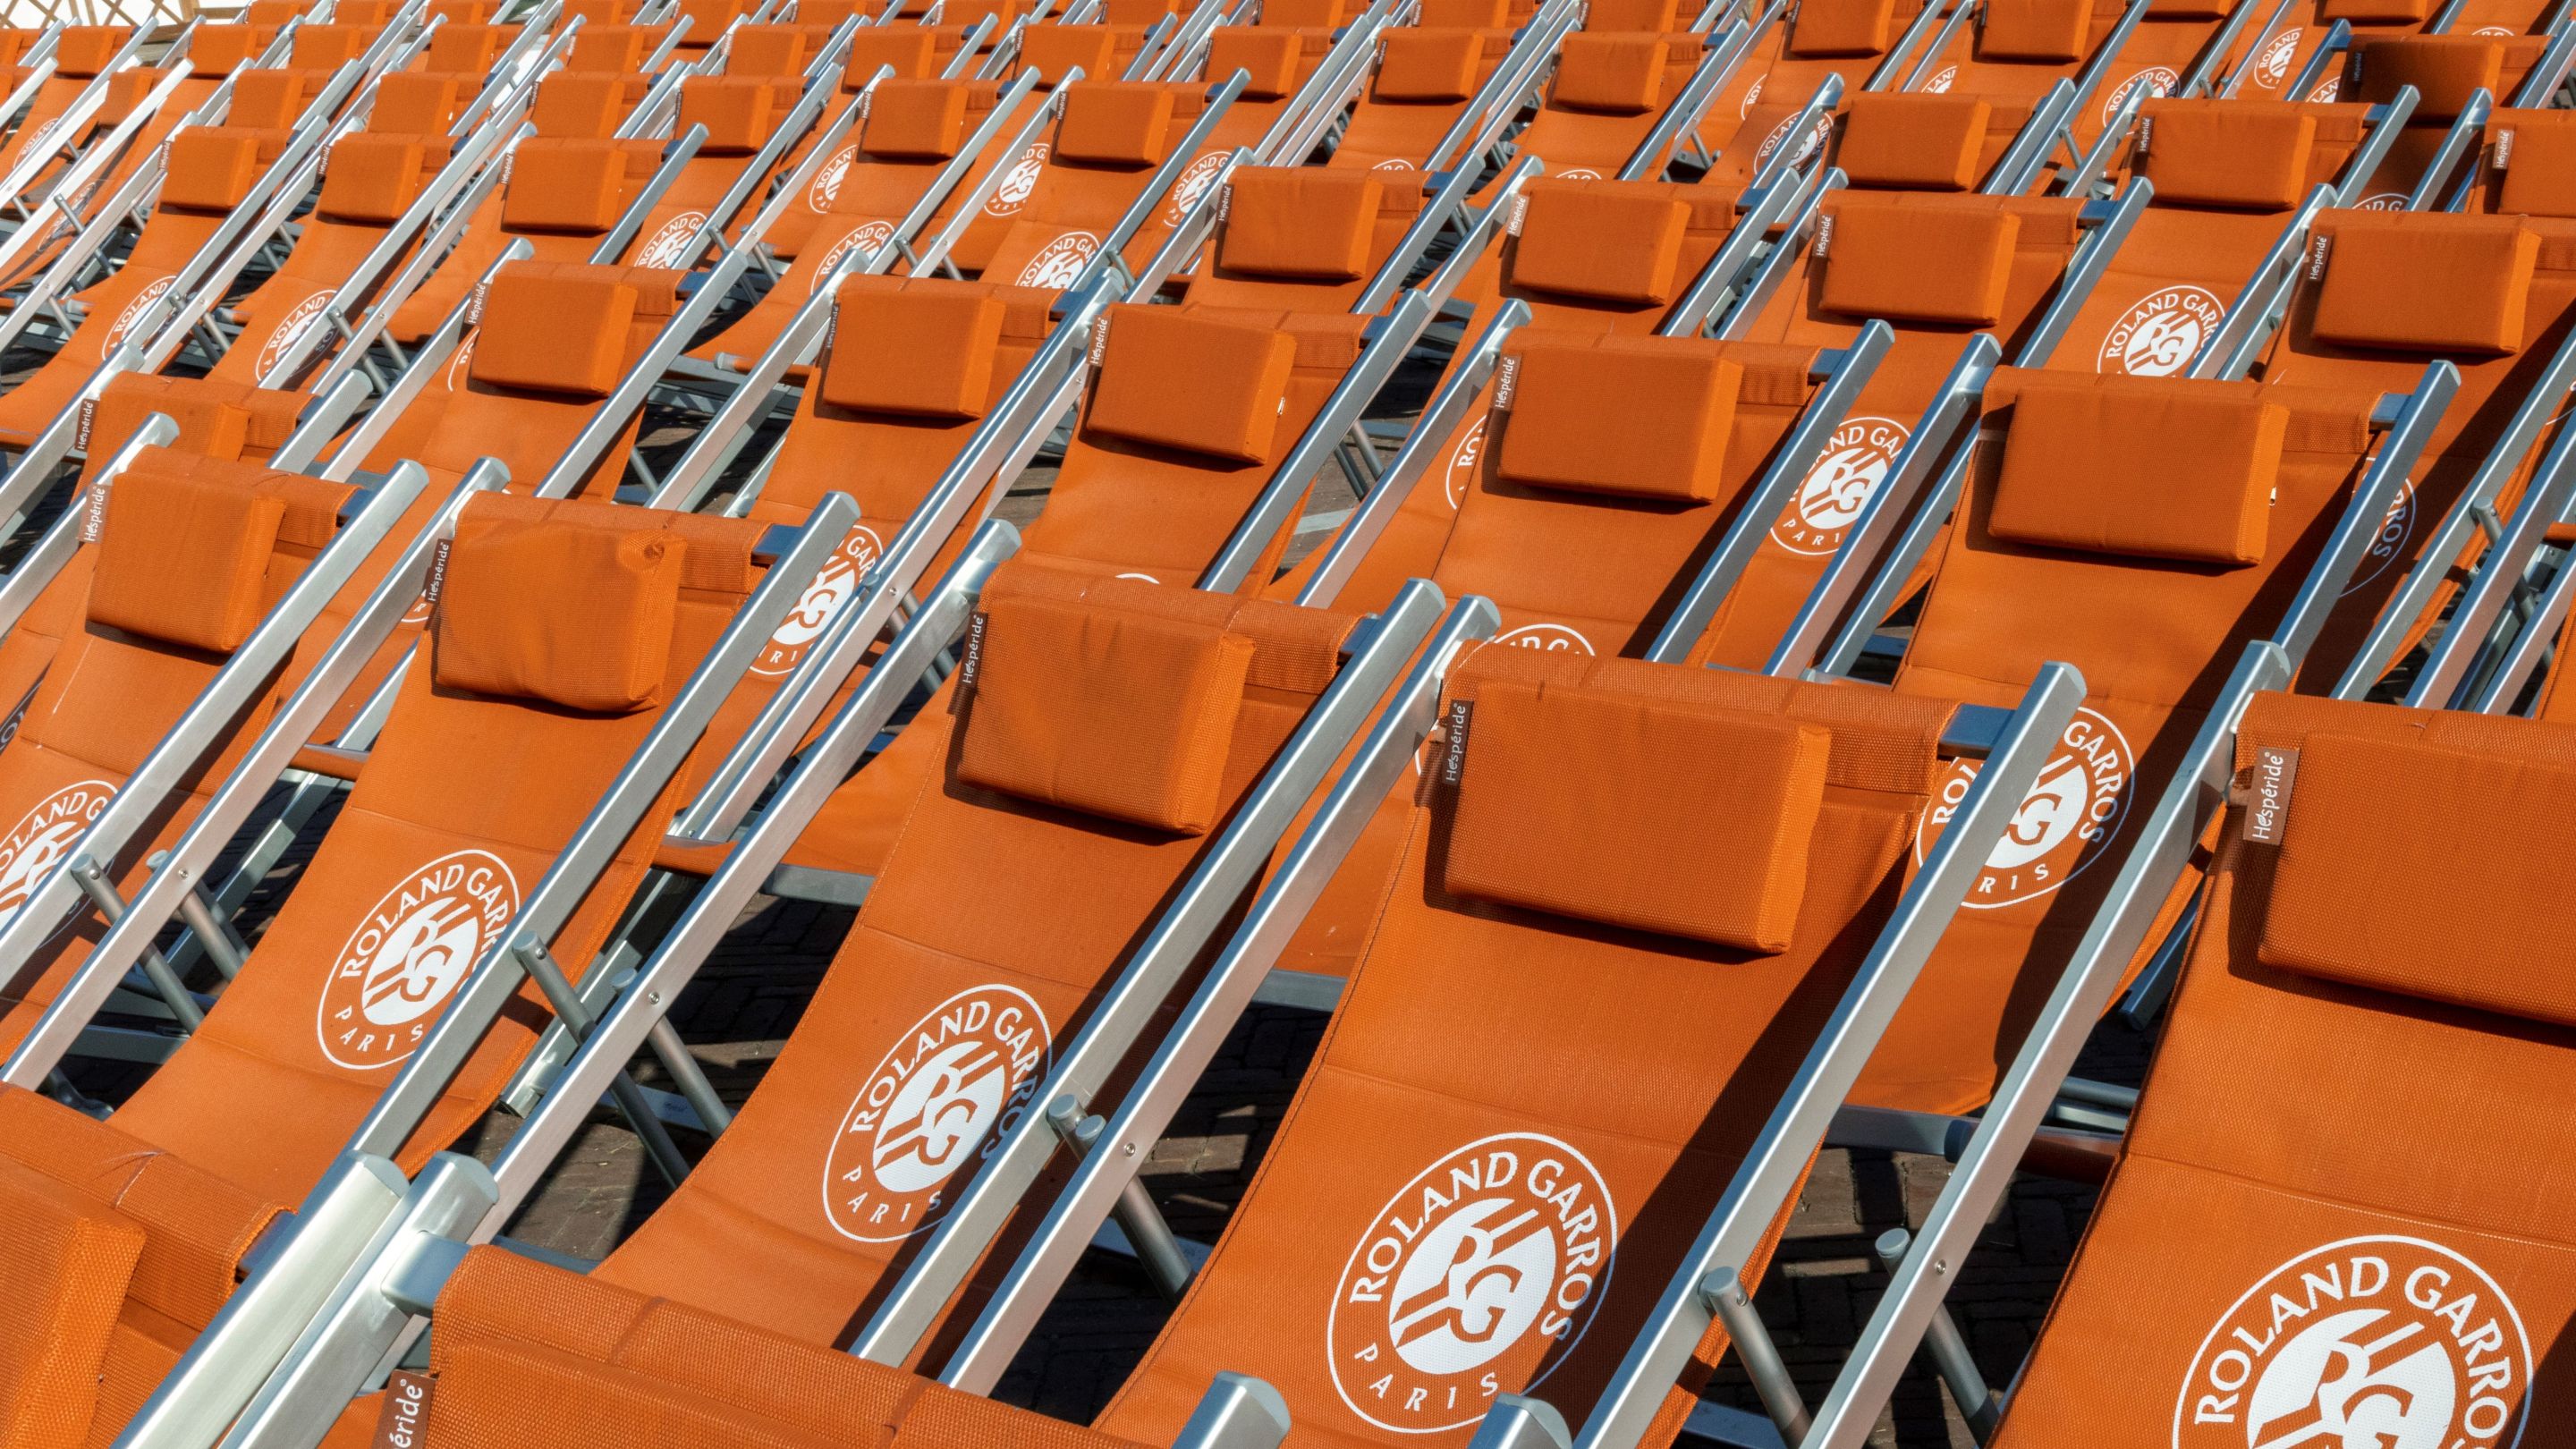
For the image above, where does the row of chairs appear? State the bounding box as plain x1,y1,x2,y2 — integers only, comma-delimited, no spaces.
0,0,2561,1445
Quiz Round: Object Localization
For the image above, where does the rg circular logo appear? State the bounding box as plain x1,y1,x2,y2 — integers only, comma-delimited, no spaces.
1483,623,1593,656
1771,415,1908,555
102,275,175,360
0,780,113,937
2308,77,2342,103
806,141,859,212
2098,284,2224,377
1755,110,1833,168
631,211,708,270
1739,72,1765,116
1445,416,1486,508
2354,191,2406,211
1550,166,1603,182
2254,29,2302,89
317,850,519,1070
821,984,1051,1242
256,289,336,379
2176,1237,2532,1449
1915,706,2132,909
1326,1134,1616,1434
811,219,894,292
984,142,1049,216
2106,66,2179,123
1920,65,1958,93
1373,157,1416,171
754,523,882,676
443,333,478,394
1163,150,1229,225
1016,230,1098,288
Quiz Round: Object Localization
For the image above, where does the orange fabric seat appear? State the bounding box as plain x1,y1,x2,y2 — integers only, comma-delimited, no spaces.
975,80,1214,289
1987,690,2576,1445
0,495,769,1447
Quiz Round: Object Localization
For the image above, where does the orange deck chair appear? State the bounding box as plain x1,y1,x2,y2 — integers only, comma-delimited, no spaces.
0,491,793,1447
1705,0,1943,176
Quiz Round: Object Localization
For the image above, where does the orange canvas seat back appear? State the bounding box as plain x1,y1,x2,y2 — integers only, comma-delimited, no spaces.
2250,208,2576,682
288,22,372,71
560,24,672,81
414,21,518,75
2333,35,2538,208
1909,0,2138,132
0,493,769,1445
425,564,1376,1367
560,0,646,23
1495,30,1711,188
369,68,479,135
0,374,308,758
684,275,1055,766
0,450,359,1055
1834,367,2392,1113
384,131,663,341
1192,20,1339,151
1326,24,1520,172
1985,689,2576,1447
1705,0,1936,162
0,122,296,448
912,65,1057,275
692,76,1005,362
670,0,753,51
2058,97,2366,378
976,79,1211,287
1297,175,1754,618
780,302,1340,879
1177,164,1429,315
757,24,975,262
0,26,127,175
717,22,919,246
208,131,447,386
2467,106,2576,221
1275,330,1841,981
616,74,798,269
365,259,682,490
923,649,1969,1449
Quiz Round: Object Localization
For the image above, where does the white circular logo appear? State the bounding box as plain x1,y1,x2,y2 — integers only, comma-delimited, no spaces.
811,219,894,292
2255,28,2302,89
2354,191,2405,211
806,140,859,212
1326,1135,1616,1434
631,210,708,269
984,142,1049,216
256,288,336,378
2474,24,2514,34
1920,65,1957,93
1163,150,1229,226
316,849,519,1070
1915,706,2133,909
102,275,175,360
821,984,1051,1242
2308,77,2342,103
1551,166,1603,182
1373,157,1416,171
1756,110,1833,168
1739,72,1765,117
2343,477,2413,597
1771,415,1908,555
754,524,881,675
1482,623,1593,656
443,332,478,394
2099,284,2225,377
1016,230,1098,287
2176,1237,2532,1449
0,781,112,938
1445,416,1487,508
2106,66,2180,123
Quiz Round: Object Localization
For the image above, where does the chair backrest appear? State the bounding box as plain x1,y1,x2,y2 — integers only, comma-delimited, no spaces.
0,450,356,1049
364,258,684,490
209,131,446,386
1091,648,1965,1447
578,564,1368,1341
1507,30,1710,182
1181,165,1427,314
1327,25,1519,172
978,78,1211,288
1988,688,2575,1445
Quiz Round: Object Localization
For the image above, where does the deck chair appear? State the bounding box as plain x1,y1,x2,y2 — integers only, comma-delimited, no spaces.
216,609,2089,1449
0,445,441,1060
952,76,1238,287
2323,34,2545,206
1321,18,1538,173
1701,0,1945,169
0,488,858,1449
2241,209,2576,687
1904,0,2155,155
689,72,1035,364
1479,29,1733,190
1768,362,2447,1120
0,26,142,181
1792,685,2576,1449
754,23,985,261
1173,163,1436,315
612,70,820,270
2052,94,2394,376
0,113,337,449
